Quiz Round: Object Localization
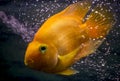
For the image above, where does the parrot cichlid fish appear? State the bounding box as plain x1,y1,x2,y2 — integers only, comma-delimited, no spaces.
24,0,115,75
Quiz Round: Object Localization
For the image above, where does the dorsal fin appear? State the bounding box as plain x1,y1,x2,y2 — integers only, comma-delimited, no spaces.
60,0,92,21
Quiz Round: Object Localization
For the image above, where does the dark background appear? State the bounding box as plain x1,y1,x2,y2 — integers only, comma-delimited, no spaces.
0,0,120,81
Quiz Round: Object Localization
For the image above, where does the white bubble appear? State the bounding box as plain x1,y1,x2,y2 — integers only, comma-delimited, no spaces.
95,11,98,13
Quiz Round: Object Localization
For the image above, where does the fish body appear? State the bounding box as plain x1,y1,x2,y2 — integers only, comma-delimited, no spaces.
24,0,115,75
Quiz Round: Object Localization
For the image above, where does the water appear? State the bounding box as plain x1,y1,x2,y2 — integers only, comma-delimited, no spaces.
0,0,120,81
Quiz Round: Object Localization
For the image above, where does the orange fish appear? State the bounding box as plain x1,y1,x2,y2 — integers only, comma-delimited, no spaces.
24,0,115,75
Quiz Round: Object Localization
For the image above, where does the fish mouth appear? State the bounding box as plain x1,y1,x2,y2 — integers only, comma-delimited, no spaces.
24,57,43,70
24,58,34,68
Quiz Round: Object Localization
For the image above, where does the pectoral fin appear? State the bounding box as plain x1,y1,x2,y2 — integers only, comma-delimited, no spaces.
58,46,80,68
54,47,80,75
56,68,79,76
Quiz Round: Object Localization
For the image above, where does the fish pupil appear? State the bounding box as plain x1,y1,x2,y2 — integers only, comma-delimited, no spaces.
41,46,46,51
39,46,47,54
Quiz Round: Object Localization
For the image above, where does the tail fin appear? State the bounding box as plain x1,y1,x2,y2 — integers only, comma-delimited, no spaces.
74,2,116,61
83,3,116,39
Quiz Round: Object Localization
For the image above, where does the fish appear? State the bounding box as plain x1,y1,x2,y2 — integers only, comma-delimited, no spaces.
24,0,115,75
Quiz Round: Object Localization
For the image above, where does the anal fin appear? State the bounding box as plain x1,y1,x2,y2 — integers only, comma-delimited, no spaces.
74,39,104,61
56,68,79,76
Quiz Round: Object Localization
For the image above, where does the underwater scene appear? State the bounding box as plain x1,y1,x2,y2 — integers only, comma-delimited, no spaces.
0,0,120,81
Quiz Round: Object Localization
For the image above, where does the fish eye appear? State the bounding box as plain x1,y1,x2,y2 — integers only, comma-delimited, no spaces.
41,46,46,51
39,45,47,54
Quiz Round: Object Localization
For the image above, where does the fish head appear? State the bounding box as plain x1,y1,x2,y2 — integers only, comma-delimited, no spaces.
24,41,58,71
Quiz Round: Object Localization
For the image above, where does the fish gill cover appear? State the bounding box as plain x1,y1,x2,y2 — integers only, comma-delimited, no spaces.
0,0,120,81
